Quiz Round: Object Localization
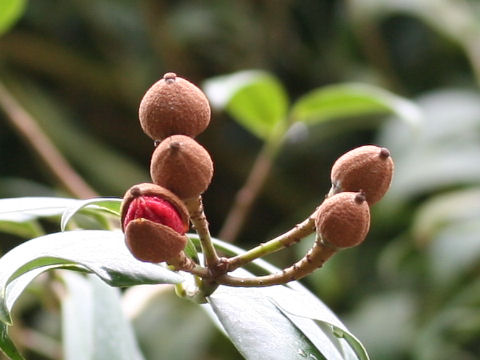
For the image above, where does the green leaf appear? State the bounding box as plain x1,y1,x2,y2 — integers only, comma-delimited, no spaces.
0,0,26,36
270,290,369,360
290,83,421,127
207,283,325,360
0,197,82,222
183,237,200,264
0,230,183,324
196,236,369,360
1,322,25,360
60,197,122,231
61,272,144,360
203,70,289,139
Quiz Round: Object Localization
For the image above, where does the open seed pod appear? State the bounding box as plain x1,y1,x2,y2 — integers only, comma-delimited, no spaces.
121,182,189,232
125,219,188,263
315,192,370,248
139,72,211,140
121,183,190,262
330,145,394,205
150,135,213,199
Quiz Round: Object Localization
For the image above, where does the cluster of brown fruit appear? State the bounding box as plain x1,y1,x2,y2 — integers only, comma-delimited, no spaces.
317,145,394,250
120,72,394,287
121,72,213,264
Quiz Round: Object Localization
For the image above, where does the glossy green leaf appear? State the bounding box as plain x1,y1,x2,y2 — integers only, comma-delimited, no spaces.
203,70,289,139
195,236,368,360
61,272,144,360
208,284,325,360
270,290,369,360
290,83,421,127
1,322,25,360
0,197,81,222
0,230,183,324
0,0,26,36
60,197,122,231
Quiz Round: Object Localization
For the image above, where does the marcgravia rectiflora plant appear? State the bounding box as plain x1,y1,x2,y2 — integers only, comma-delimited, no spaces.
0,72,395,360
124,72,394,289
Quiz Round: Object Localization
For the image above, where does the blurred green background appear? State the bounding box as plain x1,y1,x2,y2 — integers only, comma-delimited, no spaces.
1,0,480,359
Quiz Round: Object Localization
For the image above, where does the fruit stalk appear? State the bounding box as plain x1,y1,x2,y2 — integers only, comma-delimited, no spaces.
215,234,337,287
226,208,318,271
184,195,220,268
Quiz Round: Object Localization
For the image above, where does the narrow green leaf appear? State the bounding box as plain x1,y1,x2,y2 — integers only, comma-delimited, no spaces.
0,197,81,222
0,230,183,324
0,0,26,36
197,236,369,360
1,322,25,360
183,237,200,264
208,283,325,360
61,272,144,360
270,290,370,360
203,70,289,139
290,83,421,127
60,197,122,231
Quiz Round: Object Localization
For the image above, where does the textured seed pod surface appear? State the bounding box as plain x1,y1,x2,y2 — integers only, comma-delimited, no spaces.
125,219,187,263
121,183,189,233
315,192,370,248
330,145,394,205
150,135,213,199
139,72,211,140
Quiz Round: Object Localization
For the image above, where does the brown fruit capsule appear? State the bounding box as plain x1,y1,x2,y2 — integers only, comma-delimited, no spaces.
120,183,190,262
125,219,188,263
139,72,211,140
330,145,394,205
315,192,370,248
150,135,213,199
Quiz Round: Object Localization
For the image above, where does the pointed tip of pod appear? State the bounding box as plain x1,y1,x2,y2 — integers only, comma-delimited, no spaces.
316,192,371,249
138,74,211,140
150,135,214,199
330,145,394,205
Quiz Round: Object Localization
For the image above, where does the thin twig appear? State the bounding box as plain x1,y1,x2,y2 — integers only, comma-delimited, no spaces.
0,80,97,198
215,235,337,287
227,208,319,271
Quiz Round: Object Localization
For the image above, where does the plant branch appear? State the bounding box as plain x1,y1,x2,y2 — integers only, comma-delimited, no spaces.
227,208,319,271
0,80,98,198
215,234,337,287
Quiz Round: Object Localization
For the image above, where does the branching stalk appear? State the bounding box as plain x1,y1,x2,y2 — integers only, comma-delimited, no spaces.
215,235,337,287
227,208,319,271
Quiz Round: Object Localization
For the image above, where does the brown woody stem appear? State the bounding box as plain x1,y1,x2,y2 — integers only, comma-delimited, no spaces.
227,208,319,271
215,235,337,287
183,196,219,268
0,80,97,198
